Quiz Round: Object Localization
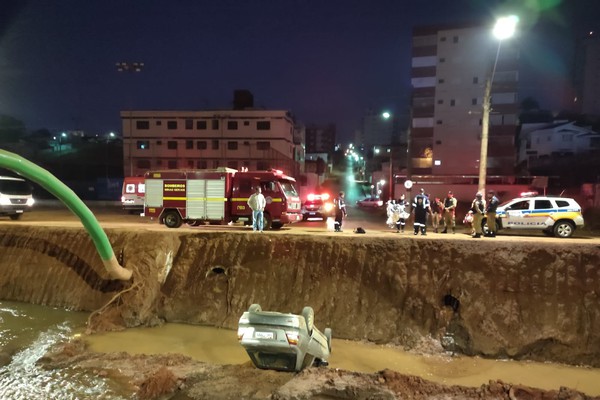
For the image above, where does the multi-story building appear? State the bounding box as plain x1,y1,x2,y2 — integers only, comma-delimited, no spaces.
573,31,600,116
410,23,519,175
305,123,336,154
120,109,299,177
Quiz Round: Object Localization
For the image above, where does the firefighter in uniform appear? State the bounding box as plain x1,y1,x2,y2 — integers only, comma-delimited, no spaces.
441,190,457,233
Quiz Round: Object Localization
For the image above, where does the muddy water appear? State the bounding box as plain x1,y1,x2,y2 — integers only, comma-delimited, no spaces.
2,300,600,397
87,324,600,396
0,301,130,399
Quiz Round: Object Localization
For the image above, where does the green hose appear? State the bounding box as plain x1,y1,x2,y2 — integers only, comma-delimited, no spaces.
0,149,132,281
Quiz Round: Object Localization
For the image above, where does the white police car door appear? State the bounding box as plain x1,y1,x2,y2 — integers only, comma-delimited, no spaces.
531,199,554,227
505,199,531,227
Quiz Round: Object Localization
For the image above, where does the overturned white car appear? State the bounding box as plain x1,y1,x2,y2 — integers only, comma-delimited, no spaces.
237,304,332,372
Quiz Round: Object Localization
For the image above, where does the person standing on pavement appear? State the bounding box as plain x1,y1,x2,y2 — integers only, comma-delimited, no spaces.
470,192,486,238
396,194,410,233
485,190,500,237
430,197,444,233
247,186,267,232
412,189,430,235
333,191,347,232
441,191,457,234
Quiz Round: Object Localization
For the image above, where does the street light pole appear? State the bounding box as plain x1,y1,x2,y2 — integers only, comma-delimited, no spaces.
116,61,144,176
478,16,518,194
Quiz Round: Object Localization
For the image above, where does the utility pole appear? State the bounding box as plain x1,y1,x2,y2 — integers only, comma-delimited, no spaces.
116,61,144,176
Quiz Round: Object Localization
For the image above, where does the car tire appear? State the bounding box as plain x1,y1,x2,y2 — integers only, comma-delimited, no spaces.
248,304,262,313
302,306,314,334
9,214,21,220
271,222,283,230
262,213,272,230
324,327,332,353
553,220,575,238
163,210,182,228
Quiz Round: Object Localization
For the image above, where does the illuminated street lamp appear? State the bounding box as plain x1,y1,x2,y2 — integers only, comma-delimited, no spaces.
478,15,518,193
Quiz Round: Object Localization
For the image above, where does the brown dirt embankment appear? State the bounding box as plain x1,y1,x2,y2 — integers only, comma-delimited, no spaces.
1,225,599,367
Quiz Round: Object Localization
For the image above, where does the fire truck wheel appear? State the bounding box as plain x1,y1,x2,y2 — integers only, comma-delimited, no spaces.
262,213,272,230
163,210,183,228
271,222,283,230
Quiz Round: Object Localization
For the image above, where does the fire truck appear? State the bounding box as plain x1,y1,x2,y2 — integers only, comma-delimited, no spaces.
143,168,302,229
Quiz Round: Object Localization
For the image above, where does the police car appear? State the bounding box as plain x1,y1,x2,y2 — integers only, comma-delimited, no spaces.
485,194,584,238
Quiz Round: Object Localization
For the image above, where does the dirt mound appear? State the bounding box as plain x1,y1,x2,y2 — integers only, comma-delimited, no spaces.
40,341,599,400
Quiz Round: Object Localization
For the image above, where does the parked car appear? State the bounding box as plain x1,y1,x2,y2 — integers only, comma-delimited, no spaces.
0,176,34,220
485,195,584,238
237,304,332,372
356,196,384,208
301,193,334,221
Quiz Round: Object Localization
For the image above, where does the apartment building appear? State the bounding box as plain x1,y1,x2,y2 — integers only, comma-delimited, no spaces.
120,109,298,177
410,24,519,175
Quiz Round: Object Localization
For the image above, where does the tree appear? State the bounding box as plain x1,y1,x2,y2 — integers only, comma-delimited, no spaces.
0,115,26,143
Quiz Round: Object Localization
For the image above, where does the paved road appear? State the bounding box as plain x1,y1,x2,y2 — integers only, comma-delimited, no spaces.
2,201,598,244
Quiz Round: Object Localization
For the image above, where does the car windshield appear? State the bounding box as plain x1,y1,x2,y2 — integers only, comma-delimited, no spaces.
279,180,298,197
0,179,32,195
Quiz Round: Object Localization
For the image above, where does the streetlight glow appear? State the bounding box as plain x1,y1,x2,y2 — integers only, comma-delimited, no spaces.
493,15,518,40
382,111,391,119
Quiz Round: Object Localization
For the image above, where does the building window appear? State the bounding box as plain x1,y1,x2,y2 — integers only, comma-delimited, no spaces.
440,36,446,42
257,161,270,170
438,78,445,84
157,140,162,145
257,121,271,130
187,160,194,168
450,99,456,106
157,160,162,166
196,141,207,150
186,140,193,149
437,99,444,105
436,120,443,125
439,57,445,63
227,121,238,130
196,120,207,129
212,140,219,150
136,121,150,129
168,160,177,169
167,121,177,130
197,160,208,169
213,160,220,168
472,98,478,105
137,159,151,169
137,140,150,149
185,119,193,130
244,121,250,126
227,161,238,169
156,121,162,126
167,141,177,149
473,77,479,84
453,36,459,43
212,120,219,130
257,141,270,150
228,141,238,150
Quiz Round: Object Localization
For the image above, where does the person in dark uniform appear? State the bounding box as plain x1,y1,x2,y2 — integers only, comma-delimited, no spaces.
333,191,347,232
485,190,500,237
412,190,429,235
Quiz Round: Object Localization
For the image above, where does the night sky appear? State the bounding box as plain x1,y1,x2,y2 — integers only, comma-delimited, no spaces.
1,0,598,142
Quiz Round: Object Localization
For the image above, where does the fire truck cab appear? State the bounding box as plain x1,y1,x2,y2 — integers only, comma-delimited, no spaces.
144,168,302,230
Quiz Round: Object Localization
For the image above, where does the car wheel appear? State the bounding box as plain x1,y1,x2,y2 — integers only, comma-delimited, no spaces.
302,306,314,334
248,304,262,313
163,210,182,228
553,220,575,238
9,214,22,221
324,327,332,353
271,222,283,230
262,213,272,230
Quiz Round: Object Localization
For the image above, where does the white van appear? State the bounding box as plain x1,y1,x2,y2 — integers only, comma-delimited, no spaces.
121,176,145,213
0,176,35,220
